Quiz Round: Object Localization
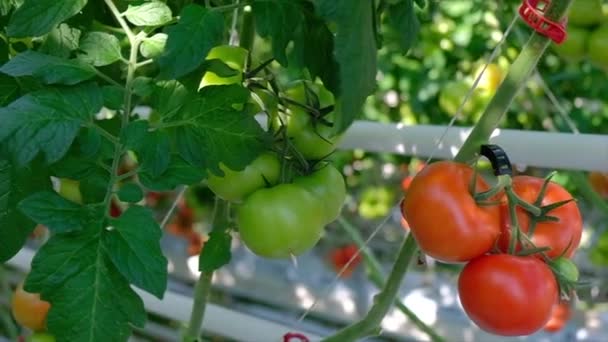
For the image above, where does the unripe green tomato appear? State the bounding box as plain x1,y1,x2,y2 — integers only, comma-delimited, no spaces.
200,45,248,88
438,80,477,117
237,183,325,258
553,26,589,62
58,178,83,204
587,24,608,70
568,0,604,27
275,81,342,160
27,333,56,342
207,152,281,202
293,163,346,224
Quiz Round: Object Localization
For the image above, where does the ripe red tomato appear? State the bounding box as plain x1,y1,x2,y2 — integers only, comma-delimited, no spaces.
458,254,558,336
400,161,501,263
329,244,362,278
544,302,572,333
498,176,582,259
11,283,51,331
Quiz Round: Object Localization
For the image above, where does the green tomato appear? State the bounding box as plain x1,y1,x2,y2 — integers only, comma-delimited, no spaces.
293,163,346,224
237,183,325,258
553,26,589,62
207,152,281,202
438,80,477,117
26,333,56,342
58,178,83,204
568,0,604,27
275,81,342,160
358,186,395,219
200,45,248,88
587,24,608,70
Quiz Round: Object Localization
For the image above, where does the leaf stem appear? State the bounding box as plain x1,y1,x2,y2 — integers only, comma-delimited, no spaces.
103,0,136,42
93,123,120,145
136,59,155,68
238,4,255,51
321,231,418,342
212,1,251,13
94,69,123,88
337,217,444,342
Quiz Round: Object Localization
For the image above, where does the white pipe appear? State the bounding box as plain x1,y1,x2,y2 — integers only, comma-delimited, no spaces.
337,121,608,172
6,248,321,342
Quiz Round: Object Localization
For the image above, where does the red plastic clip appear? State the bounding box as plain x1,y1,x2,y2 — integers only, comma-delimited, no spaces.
283,332,310,342
518,0,568,44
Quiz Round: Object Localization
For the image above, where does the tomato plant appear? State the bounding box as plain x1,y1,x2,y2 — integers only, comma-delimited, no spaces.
11,283,51,332
498,176,583,259
57,178,82,204
237,183,325,258
401,161,501,263
458,254,558,336
199,45,248,88
207,152,281,202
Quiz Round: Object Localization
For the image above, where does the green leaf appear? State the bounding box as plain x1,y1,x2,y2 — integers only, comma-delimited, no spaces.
122,121,170,177
140,33,167,59
80,171,110,204
78,32,122,66
315,0,377,133
385,0,420,53
124,1,173,26
203,59,240,78
253,1,304,65
139,154,205,191
132,77,154,97
117,183,144,203
0,151,52,262
7,0,88,38
161,85,268,175
101,85,125,110
39,23,81,58
199,231,231,273
0,82,104,165
0,50,97,85
18,191,86,233
51,155,101,180
104,206,168,298
76,127,102,157
0,0,23,16
151,80,190,118
25,228,147,341
158,4,224,79
0,73,19,106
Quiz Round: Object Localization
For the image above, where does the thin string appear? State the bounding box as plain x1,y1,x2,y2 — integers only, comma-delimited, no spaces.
533,72,580,134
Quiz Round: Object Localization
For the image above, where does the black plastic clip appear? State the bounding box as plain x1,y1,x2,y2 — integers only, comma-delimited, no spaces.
480,144,512,176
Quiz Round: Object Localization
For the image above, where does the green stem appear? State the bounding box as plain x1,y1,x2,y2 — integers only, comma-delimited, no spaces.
103,0,136,42
505,187,521,254
92,123,120,146
212,1,251,13
337,217,444,342
183,198,230,341
322,232,418,342
238,5,255,51
454,0,573,164
116,167,140,182
94,69,123,88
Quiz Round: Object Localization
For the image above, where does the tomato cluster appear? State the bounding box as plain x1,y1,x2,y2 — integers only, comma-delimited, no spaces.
400,160,583,336
200,55,346,258
552,0,608,69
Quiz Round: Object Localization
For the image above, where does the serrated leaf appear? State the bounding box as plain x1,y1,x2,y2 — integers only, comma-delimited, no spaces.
117,183,144,203
76,127,102,157
315,0,377,133
0,82,103,166
80,171,110,204
18,191,86,233
104,206,168,298
139,154,205,191
151,80,189,118
140,33,167,59
158,4,224,79
0,73,19,106
0,50,96,85
122,121,170,177
39,23,81,58
386,0,420,53
0,151,52,262
25,228,147,341
7,0,87,38
199,231,231,273
78,32,122,66
253,1,304,65
124,1,172,26
161,85,267,175
101,85,125,110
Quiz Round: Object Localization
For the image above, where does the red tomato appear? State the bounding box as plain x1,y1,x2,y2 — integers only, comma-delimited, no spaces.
329,244,361,278
109,200,122,218
401,161,501,263
588,172,608,198
498,176,582,259
544,302,572,333
458,254,558,336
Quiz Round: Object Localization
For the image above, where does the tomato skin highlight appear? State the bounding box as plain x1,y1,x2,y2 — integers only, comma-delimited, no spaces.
401,161,500,263
237,184,325,258
11,283,51,332
458,254,558,336
498,176,583,259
